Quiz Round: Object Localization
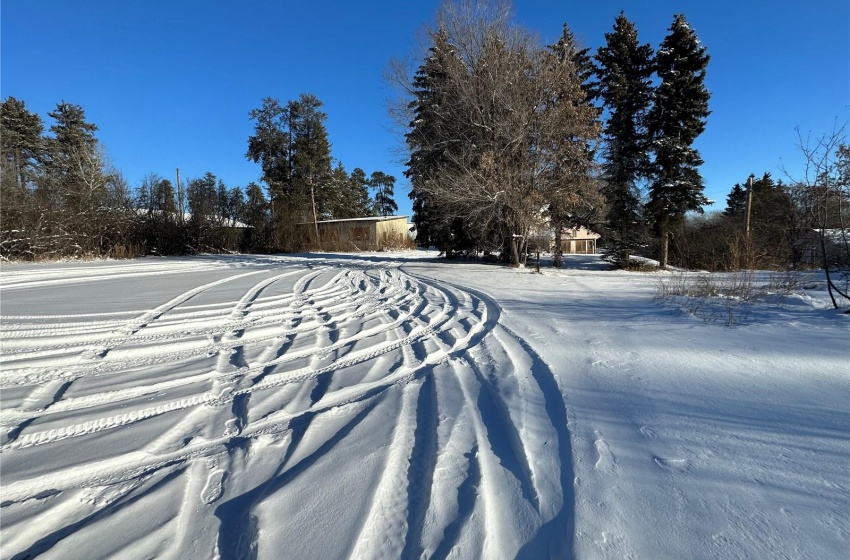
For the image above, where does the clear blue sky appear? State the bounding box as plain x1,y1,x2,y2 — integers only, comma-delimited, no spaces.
3,0,848,217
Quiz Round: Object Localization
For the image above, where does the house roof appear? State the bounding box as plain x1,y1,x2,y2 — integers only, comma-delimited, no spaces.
560,226,601,240
316,216,409,225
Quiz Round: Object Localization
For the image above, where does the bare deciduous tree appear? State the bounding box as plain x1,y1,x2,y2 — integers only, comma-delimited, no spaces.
786,122,850,309
397,0,600,265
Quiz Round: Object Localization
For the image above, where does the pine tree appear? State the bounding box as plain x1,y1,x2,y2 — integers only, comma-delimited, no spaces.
646,14,711,268
348,167,374,217
290,94,332,224
370,171,398,216
153,178,176,214
41,101,114,255
247,94,333,248
44,101,106,209
246,98,291,203
326,161,351,218
244,181,271,250
595,12,654,267
244,182,269,227
1,96,45,191
325,162,372,219
1,97,45,256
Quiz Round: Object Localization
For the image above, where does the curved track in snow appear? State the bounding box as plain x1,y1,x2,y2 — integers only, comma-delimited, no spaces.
1,257,572,560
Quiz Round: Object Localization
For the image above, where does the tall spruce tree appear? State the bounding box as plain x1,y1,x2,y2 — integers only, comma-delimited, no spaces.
405,28,465,252
646,14,710,268
595,12,654,267
543,24,604,267
724,182,748,217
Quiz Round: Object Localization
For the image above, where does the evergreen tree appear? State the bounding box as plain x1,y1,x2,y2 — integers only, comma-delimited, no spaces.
246,98,291,203
348,167,374,217
290,94,333,224
1,96,45,191
1,97,45,255
44,101,107,212
40,101,118,255
247,97,295,249
216,181,230,222
247,94,333,248
370,171,398,216
153,178,177,214
323,163,373,219
595,12,654,267
244,182,269,226
543,23,604,267
646,14,711,268
186,172,218,235
326,161,351,218
724,182,748,217
244,181,271,250
405,28,466,252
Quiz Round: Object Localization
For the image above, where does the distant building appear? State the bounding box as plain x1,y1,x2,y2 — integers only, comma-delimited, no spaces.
556,226,600,254
312,216,411,251
795,229,849,267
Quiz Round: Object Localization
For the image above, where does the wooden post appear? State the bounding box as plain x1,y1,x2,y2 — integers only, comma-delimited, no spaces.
310,175,320,250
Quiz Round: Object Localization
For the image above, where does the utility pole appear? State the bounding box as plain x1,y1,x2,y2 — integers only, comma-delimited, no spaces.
310,168,320,250
744,174,754,267
744,174,754,240
176,168,183,224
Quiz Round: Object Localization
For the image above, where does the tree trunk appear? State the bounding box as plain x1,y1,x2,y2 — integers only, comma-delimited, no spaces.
660,226,669,269
508,234,520,266
554,227,563,267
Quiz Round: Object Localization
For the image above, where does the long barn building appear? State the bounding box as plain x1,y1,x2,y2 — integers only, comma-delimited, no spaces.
312,216,411,251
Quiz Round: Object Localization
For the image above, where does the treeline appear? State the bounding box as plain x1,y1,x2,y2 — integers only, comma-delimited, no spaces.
399,2,848,274
1,94,400,260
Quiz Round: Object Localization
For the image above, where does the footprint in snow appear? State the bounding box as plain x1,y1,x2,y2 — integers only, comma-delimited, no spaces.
594,436,616,473
653,456,691,473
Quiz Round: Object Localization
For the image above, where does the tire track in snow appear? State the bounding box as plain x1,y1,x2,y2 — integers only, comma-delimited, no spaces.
2,261,578,560
0,268,474,455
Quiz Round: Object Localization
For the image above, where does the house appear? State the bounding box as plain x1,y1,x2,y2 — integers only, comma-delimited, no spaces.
557,226,600,254
312,216,411,251
795,229,849,267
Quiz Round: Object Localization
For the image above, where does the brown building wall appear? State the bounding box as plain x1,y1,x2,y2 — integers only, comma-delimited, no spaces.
316,217,409,251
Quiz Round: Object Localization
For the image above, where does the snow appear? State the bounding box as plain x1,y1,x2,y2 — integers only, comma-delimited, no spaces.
1,252,848,559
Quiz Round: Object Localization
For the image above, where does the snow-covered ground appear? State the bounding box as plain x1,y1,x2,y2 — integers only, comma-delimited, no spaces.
1,252,847,559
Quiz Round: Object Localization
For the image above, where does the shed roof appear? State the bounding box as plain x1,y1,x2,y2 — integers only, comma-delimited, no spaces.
316,216,409,224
